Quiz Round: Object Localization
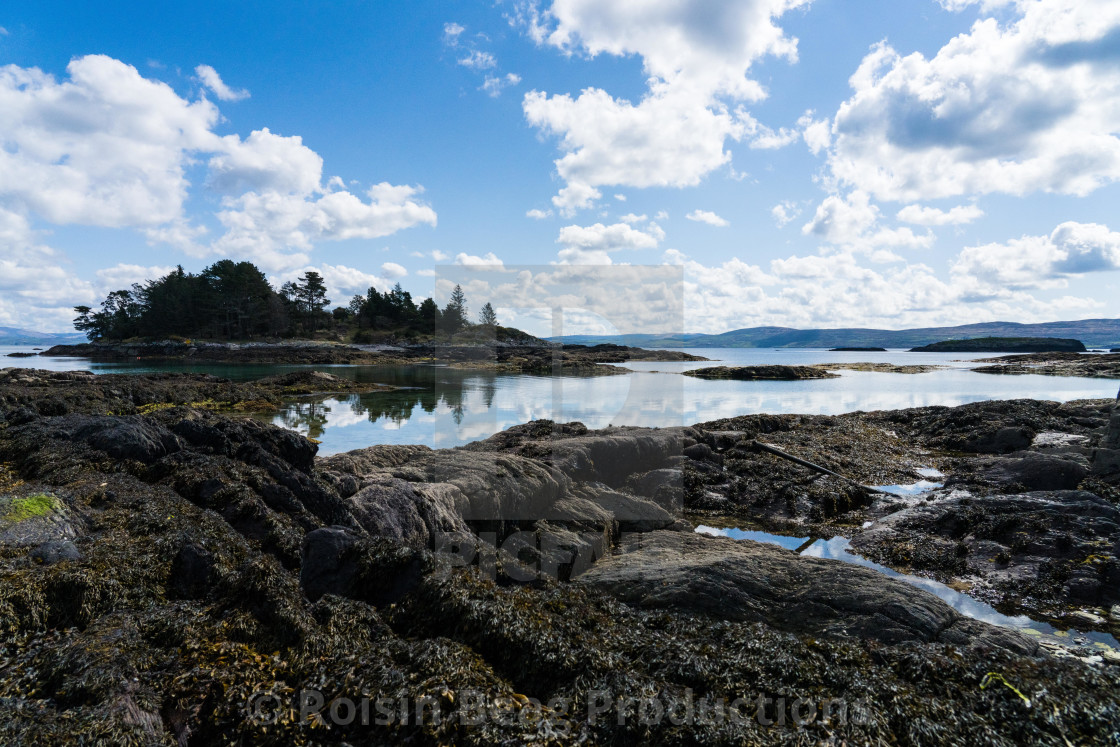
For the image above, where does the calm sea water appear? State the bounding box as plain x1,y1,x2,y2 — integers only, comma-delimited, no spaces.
3,345,1116,453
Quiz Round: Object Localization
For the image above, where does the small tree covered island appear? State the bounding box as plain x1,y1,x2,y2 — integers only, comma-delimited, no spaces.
909,337,1087,353
56,259,705,369
71,260,502,343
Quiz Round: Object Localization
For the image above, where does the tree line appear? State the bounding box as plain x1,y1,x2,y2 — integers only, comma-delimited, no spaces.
73,260,500,341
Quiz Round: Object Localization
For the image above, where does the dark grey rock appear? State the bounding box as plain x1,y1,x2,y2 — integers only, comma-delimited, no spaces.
578,531,1036,654
29,540,81,565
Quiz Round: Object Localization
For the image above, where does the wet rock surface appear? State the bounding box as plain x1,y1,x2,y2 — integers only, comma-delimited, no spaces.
0,373,1117,743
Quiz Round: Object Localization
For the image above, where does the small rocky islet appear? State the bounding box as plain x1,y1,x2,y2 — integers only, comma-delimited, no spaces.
32,339,708,375
0,367,1118,743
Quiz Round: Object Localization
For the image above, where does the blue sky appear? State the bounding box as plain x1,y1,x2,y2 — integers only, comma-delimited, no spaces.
2,0,1120,334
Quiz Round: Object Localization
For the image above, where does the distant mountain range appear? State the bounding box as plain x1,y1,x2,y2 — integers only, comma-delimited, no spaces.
557,319,1120,349
0,326,87,346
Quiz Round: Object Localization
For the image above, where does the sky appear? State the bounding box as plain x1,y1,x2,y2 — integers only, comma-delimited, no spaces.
2,0,1120,335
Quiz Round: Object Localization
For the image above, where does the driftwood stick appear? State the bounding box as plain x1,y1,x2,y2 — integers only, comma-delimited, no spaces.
750,440,892,495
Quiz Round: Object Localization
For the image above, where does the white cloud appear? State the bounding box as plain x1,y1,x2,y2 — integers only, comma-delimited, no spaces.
482,72,522,97
937,0,1015,10
455,251,504,266
417,269,436,277
208,128,322,195
526,208,553,219
614,193,626,201
381,262,408,279
213,184,437,271
443,22,466,45
279,263,389,300
0,55,220,227
555,220,664,263
619,213,647,224
94,263,176,291
459,50,497,70
521,0,810,212
0,55,438,276
771,201,801,227
524,86,747,214
803,190,934,256
0,208,96,330
432,249,450,262
195,64,249,101
826,2,1120,202
686,209,730,227
952,221,1120,290
797,111,831,155
663,245,1100,332
897,203,984,226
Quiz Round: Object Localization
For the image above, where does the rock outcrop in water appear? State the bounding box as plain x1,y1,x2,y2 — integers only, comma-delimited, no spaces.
0,371,1117,743
972,352,1120,379
683,365,839,381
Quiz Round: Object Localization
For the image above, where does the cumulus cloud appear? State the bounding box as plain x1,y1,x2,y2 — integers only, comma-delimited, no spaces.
94,263,177,291
662,244,1100,332
0,55,438,281
952,221,1120,290
482,72,522,97
455,251,504,266
443,22,466,45
0,208,97,330
555,220,664,264
520,0,810,212
896,204,984,226
826,1,1120,202
526,208,553,219
208,128,323,195
802,191,933,256
195,64,249,101
771,201,801,227
686,209,730,227
459,50,496,70
0,55,220,227
380,261,408,279
213,183,437,271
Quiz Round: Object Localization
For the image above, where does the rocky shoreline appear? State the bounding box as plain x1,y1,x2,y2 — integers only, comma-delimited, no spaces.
35,340,708,375
0,370,1118,743
972,352,1120,379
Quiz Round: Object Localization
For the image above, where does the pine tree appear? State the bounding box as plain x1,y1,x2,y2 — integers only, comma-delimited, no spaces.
442,284,468,333
479,302,498,327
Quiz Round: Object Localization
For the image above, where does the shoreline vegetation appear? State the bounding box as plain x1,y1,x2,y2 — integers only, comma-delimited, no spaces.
0,368,1117,742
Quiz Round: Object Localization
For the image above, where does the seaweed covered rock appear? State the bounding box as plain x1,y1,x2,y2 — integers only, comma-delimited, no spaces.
853,489,1120,613
578,531,1036,653
299,526,426,605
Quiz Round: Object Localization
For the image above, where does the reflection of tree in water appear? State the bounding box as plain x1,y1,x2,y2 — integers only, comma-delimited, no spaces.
479,377,497,409
273,400,331,440
272,368,500,433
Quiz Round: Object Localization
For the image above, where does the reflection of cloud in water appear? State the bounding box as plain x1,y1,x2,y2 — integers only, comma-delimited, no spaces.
258,353,1115,462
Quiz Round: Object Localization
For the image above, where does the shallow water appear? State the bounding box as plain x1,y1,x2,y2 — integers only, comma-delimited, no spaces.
3,345,1116,453
694,525,1120,653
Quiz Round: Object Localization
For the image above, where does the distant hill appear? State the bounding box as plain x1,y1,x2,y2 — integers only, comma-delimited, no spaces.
910,337,1087,353
0,326,87,346
555,319,1120,349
